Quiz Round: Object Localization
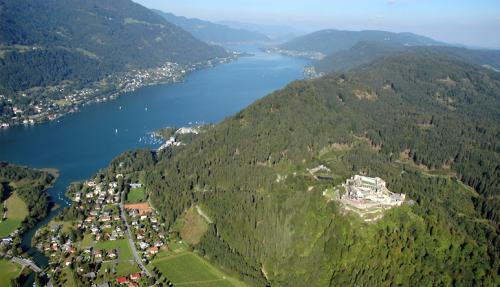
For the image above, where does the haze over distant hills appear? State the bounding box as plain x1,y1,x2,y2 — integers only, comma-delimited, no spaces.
0,0,228,97
279,29,443,55
153,10,271,44
273,28,500,75
314,41,500,74
219,21,306,42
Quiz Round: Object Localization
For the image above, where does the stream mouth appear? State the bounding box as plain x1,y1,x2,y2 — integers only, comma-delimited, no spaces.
20,181,70,268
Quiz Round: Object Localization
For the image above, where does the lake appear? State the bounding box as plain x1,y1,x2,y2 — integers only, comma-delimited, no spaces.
0,46,309,266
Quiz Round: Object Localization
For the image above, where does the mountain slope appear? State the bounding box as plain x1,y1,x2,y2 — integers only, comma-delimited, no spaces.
279,29,442,55
0,0,228,95
314,41,403,73
153,10,271,44
315,42,500,73
104,51,499,286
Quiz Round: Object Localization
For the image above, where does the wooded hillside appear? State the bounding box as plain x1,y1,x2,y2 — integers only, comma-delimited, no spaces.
104,51,499,286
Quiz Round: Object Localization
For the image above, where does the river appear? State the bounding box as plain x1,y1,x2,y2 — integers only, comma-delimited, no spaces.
0,45,309,268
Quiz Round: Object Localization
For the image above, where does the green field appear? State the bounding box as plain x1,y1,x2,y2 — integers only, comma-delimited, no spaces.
95,239,133,261
126,187,146,203
0,259,21,287
0,193,28,237
79,233,94,248
96,260,140,284
153,252,245,287
60,268,78,287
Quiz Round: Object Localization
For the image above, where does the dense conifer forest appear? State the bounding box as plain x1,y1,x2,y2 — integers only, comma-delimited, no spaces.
0,0,228,96
0,162,56,230
95,50,498,286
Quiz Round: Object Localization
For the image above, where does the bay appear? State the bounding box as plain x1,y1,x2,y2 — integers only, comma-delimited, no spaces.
0,46,309,267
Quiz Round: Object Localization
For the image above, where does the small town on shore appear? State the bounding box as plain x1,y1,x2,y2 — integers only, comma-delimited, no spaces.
0,126,411,286
0,54,240,129
32,176,162,286
0,126,240,287
263,47,326,60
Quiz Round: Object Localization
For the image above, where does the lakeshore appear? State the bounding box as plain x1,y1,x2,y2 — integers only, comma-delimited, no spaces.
0,46,309,285
0,54,241,128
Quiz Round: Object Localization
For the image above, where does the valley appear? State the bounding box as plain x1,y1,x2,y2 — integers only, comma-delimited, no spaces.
0,1,499,286
0,45,309,286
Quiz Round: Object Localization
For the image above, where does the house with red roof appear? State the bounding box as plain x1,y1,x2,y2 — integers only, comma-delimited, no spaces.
116,277,129,284
148,246,159,255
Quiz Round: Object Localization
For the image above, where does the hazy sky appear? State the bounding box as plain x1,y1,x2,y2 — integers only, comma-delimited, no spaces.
134,0,500,48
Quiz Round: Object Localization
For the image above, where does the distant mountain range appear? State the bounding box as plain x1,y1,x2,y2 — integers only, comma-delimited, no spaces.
275,29,500,75
0,0,228,96
153,10,271,44
218,21,306,42
279,29,443,55
314,41,500,74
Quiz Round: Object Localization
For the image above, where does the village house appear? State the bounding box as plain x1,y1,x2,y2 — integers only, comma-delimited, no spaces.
100,214,111,222
107,249,117,259
117,277,129,285
148,246,159,255
94,250,102,259
139,241,149,250
64,258,73,266
129,183,142,189
85,216,96,223
130,273,141,280
66,246,77,254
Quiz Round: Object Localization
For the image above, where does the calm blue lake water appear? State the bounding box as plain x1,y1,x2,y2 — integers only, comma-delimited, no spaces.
0,46,309,266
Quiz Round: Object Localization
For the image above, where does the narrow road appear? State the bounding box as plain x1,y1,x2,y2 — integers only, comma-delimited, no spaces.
196,205,213,224
119,200,152,277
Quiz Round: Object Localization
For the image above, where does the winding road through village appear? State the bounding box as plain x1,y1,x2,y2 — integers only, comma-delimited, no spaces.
119,200,152,278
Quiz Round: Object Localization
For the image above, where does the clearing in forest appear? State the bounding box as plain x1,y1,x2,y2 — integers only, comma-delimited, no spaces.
0,192,28,237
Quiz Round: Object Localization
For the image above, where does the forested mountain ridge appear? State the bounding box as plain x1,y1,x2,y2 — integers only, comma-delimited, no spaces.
153,10,271,44
278,29,442,55
315,41,500,74
103,51,499,286
0,0,228,96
